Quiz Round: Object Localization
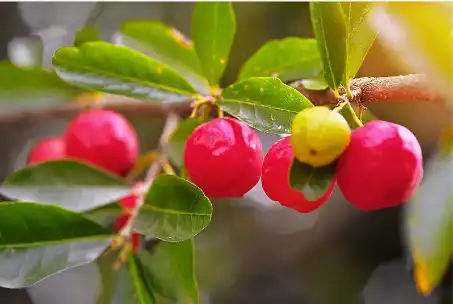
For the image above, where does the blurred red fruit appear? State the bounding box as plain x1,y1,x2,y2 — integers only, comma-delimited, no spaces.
27,137,66,165
64,109,139,176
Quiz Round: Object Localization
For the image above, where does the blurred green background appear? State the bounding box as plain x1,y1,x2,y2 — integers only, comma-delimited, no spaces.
0,2,450,304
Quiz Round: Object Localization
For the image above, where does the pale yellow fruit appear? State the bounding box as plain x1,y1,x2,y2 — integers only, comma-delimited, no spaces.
290,106,351,167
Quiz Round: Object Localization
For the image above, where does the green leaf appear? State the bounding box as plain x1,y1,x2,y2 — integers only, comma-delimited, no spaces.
0,63,81,103
85,202,124,228
135,174,212,242
117,20,210,95
406,150,453,295
138,239,199,304
342,2,378,84
220,77,314,134
74,27,102,47
1,160,130,212
115,253,156,304
96,249,121,304
309,2,347,92
0,202,112,288
191,2,236,86
370,3,453,104
52,42,198,103
239,38,323,82
289,160,337,201
168,118,202,168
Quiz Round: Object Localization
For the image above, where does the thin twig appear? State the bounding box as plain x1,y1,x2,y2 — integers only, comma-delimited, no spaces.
119,112,180,239
0,74,446,127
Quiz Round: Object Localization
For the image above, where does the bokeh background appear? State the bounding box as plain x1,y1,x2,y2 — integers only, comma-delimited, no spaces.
0,2,451,304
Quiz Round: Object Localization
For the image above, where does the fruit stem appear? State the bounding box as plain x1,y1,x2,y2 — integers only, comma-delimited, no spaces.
162,160,175,175
332,99,348,113
346,101,363,127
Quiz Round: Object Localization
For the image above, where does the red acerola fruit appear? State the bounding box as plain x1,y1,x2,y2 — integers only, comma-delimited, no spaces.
27,137,67,165
184,117,263,199
114,213,131,231
64,109,139,176
337,120,423,211
262,136,335,213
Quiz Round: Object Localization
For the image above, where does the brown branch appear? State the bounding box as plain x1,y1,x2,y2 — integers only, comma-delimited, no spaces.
292,74,445,106
0,74,445,127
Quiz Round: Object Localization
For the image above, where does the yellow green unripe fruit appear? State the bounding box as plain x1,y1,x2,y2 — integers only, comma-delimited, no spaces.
290,106,351,167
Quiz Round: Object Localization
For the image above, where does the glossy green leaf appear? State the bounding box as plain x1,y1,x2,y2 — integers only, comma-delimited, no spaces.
114,253,156,304
74,27,102,46
239,38,323,82
342,2,378,84
192,2,236,85
138,239,199,304
2,160,130,212
0,202,112,288
370,3,453,104
96,249,121,304
135,174,212,242
310,2,347,92
406,149,453,296
52,42,198,103
168,118,202,168
0,63,81,103
289,160,337,201
220,77,314,134
117,20,210,95
85,202,124,229
298,76,329,91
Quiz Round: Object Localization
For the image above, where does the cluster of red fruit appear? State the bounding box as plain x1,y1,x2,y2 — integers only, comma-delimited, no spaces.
184,112,423,212
27,109,141,249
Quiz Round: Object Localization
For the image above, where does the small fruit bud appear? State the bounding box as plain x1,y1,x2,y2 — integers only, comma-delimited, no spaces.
291,106,351,167
184,117,263,198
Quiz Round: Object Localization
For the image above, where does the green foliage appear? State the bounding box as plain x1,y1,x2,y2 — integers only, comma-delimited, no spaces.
0,202,112,288
74,27,103,46
220,77,314,134
2,160,130,211
406,145,453,294
309,2,347,93
52,42,198,102
0,63,81,102
289,160,337,201
168,118,203,168
135,174,212,242
192,2,236,86
341,2,378,85
118,20,210,95
138,240,199,303
238,38,323,83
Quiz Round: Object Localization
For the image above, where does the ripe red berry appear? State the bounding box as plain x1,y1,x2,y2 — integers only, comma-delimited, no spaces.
64,109,139,176
130,232,140,252
262,136,335,213
337,120,423,211
27,137,66,165
184,117,263,198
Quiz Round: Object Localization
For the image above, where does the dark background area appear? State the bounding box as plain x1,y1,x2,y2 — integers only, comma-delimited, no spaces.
0,2,450,304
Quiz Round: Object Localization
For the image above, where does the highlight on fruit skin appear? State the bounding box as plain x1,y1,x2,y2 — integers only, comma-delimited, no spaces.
290,106,351,168
27,137,67,165
336,120,423,211
261,136,335,213
184,117,263,199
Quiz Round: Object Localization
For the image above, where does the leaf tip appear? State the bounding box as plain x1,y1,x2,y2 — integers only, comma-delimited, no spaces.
414,263,435,297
